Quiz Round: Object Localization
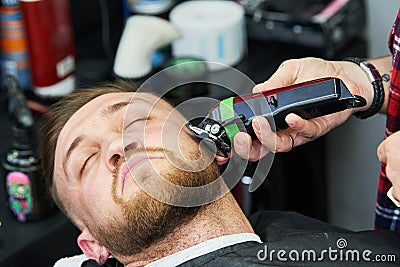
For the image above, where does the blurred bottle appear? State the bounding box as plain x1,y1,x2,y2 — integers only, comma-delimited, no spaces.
122,0,178,74
20,0,75,98
2,126,54,222
0,0,31,90
1,75,54,222
127,0,176,19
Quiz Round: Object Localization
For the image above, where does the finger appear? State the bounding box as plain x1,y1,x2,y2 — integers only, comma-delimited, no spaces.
251,116,277,151
285,113,320,140
377,132,400,164
274,132,295,152
252,116,294,153
233,132,252,159
384,146,400,184
385,162,400,185
376,141,387,163
234,132,269,161
284,133,295,151
215,155,229,165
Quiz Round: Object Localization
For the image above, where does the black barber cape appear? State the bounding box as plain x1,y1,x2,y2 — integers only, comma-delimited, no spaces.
82,211,400,266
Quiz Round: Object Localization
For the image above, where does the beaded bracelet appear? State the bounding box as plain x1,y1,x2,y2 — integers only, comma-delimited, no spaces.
343,57,385,119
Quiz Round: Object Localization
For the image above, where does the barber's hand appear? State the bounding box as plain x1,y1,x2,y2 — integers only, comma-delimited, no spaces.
377,131,400,205
217,57,373,163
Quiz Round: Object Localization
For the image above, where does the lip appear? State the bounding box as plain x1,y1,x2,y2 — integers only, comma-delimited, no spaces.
120,154,164,194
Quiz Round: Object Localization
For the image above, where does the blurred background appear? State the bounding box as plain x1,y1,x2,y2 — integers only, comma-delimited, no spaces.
0,0,398,266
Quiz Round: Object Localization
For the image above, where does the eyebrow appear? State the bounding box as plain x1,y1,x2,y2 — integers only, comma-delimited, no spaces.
63,135,83,177
100,101,131,117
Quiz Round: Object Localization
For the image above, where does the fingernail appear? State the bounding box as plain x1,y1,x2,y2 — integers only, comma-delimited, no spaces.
253,121,260,132
236,137,246,148
286,113,295,125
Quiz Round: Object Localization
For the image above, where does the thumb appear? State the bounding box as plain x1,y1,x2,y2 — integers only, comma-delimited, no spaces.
253,60,299,93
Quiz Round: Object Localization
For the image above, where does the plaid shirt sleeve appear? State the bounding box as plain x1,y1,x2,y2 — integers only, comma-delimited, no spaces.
374,8,400,232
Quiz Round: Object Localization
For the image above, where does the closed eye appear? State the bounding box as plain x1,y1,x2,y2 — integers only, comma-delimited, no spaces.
80,153,97,177
124,118,147,130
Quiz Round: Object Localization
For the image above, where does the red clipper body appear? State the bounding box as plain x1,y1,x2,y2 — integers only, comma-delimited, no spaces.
186,77,366,157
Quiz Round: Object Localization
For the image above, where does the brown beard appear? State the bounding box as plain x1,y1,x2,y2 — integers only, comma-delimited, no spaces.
86,148,220,256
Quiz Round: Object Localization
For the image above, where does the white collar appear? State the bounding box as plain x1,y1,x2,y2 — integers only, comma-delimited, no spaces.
146,233,262,267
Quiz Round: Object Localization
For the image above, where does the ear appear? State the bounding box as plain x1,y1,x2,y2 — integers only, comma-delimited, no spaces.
77,229,110,265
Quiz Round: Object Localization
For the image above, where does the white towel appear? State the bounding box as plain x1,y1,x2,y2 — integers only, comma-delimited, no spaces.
53,254,88,267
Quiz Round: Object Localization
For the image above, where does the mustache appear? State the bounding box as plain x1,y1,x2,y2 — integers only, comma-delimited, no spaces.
111,147,169,205
112,147,167,180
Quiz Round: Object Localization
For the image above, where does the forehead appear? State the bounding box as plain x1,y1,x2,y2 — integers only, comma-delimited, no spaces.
58,92,167,138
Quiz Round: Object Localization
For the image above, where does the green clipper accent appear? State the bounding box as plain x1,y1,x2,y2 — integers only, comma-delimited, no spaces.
220,97,240,141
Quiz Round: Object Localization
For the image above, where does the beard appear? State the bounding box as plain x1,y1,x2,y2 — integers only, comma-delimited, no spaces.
86,147,220,256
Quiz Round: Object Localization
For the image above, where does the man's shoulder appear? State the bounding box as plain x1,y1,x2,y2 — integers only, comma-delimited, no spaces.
249,210,351,240
179,211,400,266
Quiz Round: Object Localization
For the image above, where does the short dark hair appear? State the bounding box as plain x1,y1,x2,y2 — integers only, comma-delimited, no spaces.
40,80,137,217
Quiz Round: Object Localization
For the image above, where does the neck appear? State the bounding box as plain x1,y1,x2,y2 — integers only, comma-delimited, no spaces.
120,193,254,267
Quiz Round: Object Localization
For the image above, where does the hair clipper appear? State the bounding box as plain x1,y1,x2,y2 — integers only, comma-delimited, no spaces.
186,77,366,157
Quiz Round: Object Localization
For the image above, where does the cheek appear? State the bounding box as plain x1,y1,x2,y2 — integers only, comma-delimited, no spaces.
143,126,166,147
146,125,194,147
80,167,119,219
82,181,108,202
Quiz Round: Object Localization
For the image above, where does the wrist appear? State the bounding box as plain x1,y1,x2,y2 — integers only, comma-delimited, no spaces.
342,57,384,119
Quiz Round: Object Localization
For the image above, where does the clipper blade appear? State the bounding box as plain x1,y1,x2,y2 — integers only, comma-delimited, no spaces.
186,118,231,157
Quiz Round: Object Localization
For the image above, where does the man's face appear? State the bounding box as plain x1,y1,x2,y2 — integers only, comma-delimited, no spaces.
54,92,218,256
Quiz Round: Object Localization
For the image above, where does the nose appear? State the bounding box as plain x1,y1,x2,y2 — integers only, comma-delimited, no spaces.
105,137,123,172
105,136,142,172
